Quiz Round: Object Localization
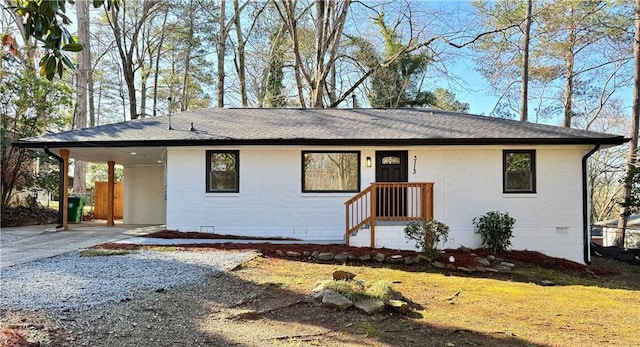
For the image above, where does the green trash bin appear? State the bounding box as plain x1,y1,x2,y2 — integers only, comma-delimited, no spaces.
68,196,87,223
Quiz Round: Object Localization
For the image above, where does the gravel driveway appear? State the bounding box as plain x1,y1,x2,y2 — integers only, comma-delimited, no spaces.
0,250,256,311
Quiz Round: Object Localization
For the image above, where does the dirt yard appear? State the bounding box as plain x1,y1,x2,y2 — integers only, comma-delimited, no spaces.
2,239,639,347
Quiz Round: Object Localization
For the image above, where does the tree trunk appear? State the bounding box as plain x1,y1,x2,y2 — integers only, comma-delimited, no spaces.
615,0,640,247
519,0,532,122
181,1,195,111
107,1,158,120
233,0,248,106
217,0,227,108
310,0,350,108
152,5,169,116
274,0,308,108
73,0,90,195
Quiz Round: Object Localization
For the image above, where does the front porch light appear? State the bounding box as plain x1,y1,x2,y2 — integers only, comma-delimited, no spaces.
366,156,372,167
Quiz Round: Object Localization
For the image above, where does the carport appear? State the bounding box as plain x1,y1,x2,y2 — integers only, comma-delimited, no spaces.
14,140,168,230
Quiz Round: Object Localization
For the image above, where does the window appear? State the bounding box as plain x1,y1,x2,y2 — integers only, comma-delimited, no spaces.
206,150,239,192
503,150,536,193
302,151,360,192
381,156,401,165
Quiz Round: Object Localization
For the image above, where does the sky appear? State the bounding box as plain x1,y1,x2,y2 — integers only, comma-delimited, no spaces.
65,0,634,129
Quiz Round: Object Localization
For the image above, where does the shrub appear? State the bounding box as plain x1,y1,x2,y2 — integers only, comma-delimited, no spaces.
472,211,516,253
404,220,450,259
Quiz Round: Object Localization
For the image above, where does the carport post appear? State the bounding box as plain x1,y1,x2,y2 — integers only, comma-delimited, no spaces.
107,161,115,226
60,149,70,230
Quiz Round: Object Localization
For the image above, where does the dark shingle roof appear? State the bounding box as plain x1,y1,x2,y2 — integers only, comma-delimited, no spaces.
15,108,627,148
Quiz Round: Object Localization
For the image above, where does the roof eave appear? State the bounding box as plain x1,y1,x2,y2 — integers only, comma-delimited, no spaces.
13,136,629,149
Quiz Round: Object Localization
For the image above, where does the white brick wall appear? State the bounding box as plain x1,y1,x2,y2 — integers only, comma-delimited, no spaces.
166,145,592,263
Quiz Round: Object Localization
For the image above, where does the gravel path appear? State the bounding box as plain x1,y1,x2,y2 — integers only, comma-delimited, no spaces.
0,250,255,311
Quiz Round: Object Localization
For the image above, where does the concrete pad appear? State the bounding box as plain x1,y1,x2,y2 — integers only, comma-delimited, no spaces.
0,222,164,268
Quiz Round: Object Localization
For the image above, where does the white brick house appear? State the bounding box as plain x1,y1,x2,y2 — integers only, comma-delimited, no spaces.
15,108,627,264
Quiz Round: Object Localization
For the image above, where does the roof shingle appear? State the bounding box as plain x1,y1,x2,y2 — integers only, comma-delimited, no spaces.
15,108,627,147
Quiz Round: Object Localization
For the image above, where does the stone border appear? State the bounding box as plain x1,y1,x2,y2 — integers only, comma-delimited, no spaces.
274,249,517,274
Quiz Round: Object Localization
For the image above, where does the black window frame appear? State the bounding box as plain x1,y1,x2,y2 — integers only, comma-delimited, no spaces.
302,151,361,193
206,150,239,193
503,150,536,193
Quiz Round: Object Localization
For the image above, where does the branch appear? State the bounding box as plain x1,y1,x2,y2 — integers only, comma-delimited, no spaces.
330,24,520,107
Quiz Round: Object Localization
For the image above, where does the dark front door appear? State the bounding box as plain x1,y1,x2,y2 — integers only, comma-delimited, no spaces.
375,151,408,217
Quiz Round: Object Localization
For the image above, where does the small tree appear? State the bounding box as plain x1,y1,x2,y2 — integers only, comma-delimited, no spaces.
472,211,516,253
404,220,449,259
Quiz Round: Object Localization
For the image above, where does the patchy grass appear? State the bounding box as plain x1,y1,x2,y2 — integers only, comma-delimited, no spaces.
147,246,180,252
238,256,640,347
79,249,134,257
323,279,394,302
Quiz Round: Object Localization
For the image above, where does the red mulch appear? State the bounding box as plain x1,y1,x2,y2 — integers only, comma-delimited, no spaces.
93,230,617,277
0,327,34,347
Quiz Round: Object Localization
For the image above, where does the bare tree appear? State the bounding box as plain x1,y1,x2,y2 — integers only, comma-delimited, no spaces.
73,0,91,195
217,0,228,107
104,1,159,119
616,0,640,247
520,0,532,122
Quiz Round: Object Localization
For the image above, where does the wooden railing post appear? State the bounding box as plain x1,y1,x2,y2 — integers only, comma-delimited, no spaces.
107,161,115,226
60,149,70,231
370,183,377,248
345,203,350,246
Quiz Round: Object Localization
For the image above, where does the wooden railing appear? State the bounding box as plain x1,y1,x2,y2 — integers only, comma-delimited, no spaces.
345,182,434,247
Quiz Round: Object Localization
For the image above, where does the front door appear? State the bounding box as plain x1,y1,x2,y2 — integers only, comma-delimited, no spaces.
375,151,408,217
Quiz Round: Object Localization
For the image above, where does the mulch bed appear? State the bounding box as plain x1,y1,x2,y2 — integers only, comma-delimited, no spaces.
146,230,299,241
93,230,617,277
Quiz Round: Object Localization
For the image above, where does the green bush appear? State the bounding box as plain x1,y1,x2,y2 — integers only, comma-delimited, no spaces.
472,211,516,253
404,220,450,259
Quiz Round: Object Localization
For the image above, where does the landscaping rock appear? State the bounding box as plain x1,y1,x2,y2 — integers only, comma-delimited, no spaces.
457,266,474,274
387,255,404,264
354,299,386,315
312,281,329,292
286,251,301,257
332,270,356,281
539,280,556,286
313,290,326,301
432,261,446,269
404,256,414,265
302,251,311,257
322,290,353,311
317,252,335,261
334,253,349,263
358,254,371,261
386,299,410,314
275,250,284,256
415,254,431,265
311,251,319,259
474,257,491,266
501,262,515,268
446,264,457,271
487,255,496,262
374,253,386,262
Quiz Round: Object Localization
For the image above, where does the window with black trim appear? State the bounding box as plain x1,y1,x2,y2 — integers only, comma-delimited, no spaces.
503,150,536,193
302,151,360,192
206,150,239,192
